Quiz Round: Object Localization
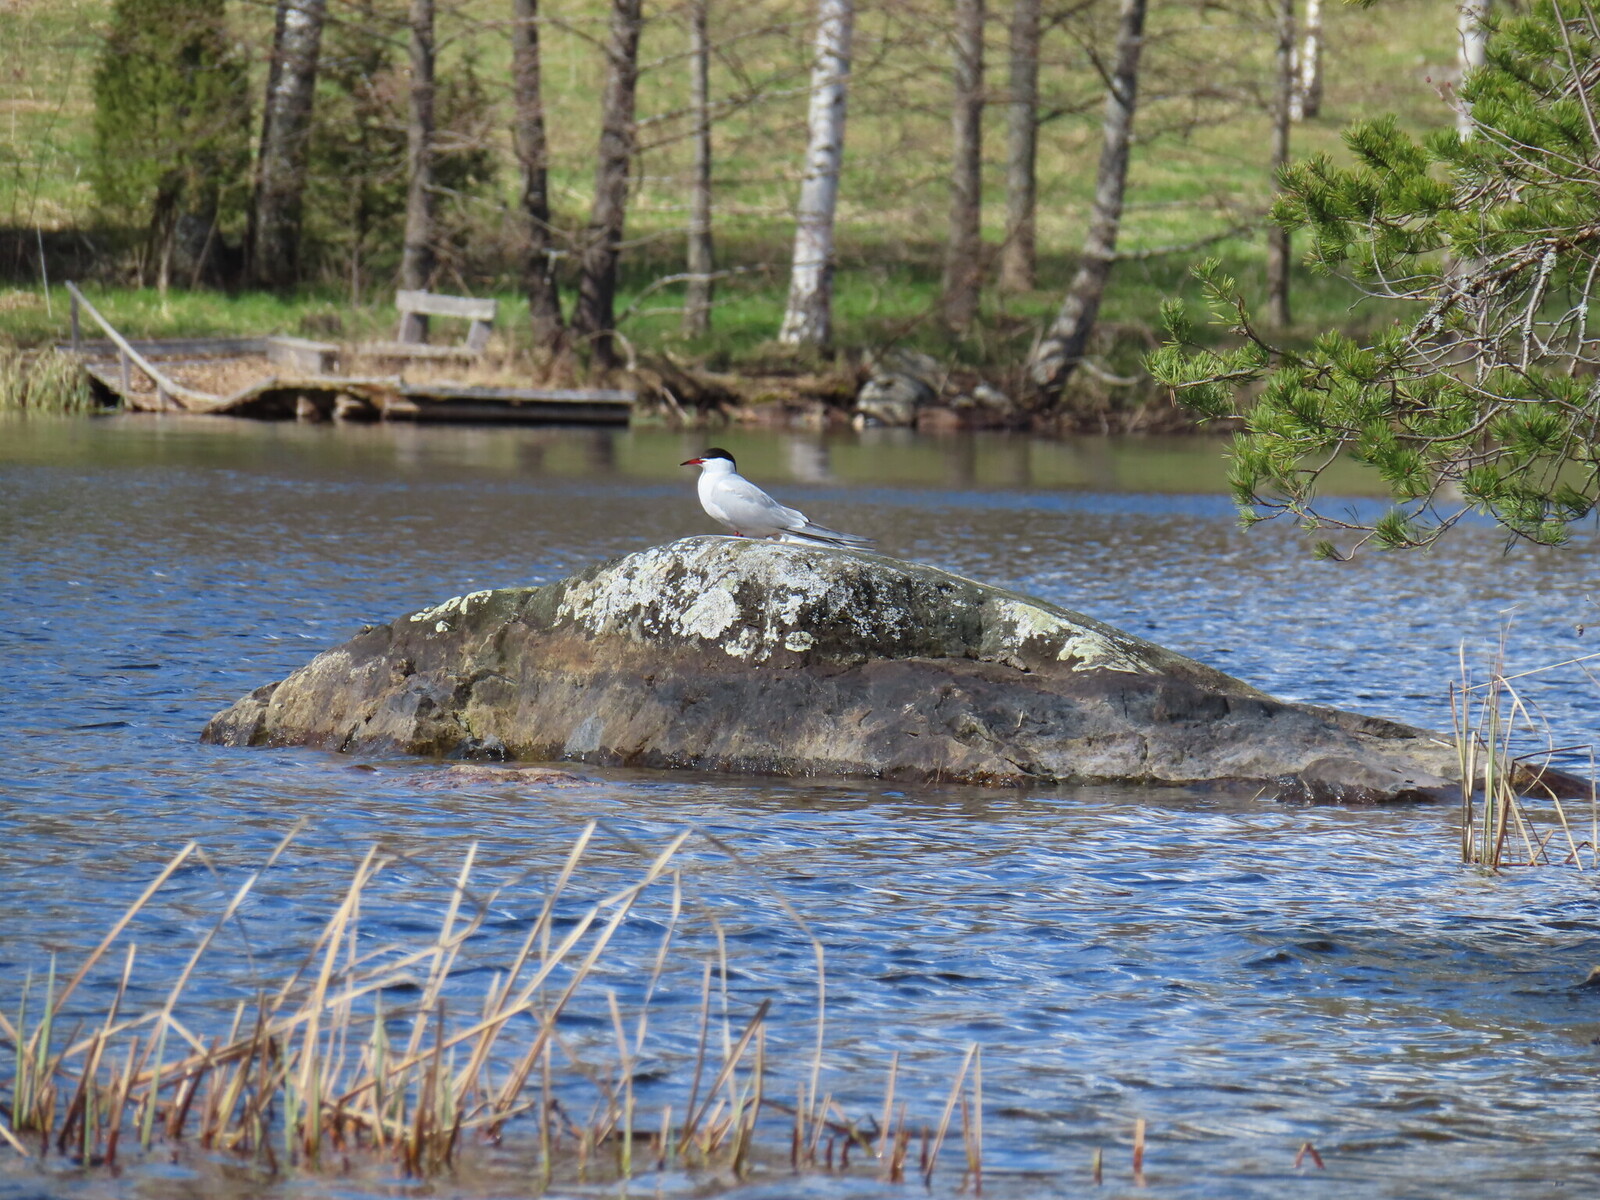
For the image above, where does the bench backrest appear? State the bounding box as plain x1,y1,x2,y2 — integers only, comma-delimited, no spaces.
395,290,498,350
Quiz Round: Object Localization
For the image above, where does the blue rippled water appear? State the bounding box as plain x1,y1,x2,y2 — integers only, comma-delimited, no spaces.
3,415,1600,1199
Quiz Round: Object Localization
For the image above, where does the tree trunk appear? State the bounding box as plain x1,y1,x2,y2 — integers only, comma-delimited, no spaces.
1457,0,1490,137
1265,0,1294,330
778,0,853,347
999,0,1040,292
251,0,327,289
512,0,565,350
683,0,714,337
400,0,437,342
1290,0,1321,121
152,185,179,299
941,0,985,330
1024,0,1145,404
571,0,644,369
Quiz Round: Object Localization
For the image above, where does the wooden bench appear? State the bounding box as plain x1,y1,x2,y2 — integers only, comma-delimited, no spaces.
360,290,498,361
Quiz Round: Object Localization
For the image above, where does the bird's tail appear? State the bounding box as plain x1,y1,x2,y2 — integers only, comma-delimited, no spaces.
783,524,875,548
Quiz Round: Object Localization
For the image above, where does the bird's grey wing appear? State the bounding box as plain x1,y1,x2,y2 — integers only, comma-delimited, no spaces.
719,476,805,531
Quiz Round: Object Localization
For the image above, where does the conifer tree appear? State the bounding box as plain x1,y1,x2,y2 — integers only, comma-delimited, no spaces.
91,0,250,289
1149,0,1600,556
305,6,497,295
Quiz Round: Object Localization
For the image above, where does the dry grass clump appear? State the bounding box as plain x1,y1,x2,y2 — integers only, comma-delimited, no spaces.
1452,636,1600,869
0,346,95,412
0,825,987,1191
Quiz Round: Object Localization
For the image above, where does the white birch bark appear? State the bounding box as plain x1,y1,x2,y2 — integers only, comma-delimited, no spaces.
778,0,853,347
683,0,715,336
251,0,327,287
1457,0,1490,137
1290,0,1321,121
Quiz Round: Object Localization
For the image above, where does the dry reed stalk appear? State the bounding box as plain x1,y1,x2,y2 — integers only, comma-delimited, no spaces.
790,1084,803,1171
732,1024,765,1176
478,831,692,1136
0,1113,26,1156
606,990,633,1176
1133,1116,1146,1185
452,825,594,1107
923,1041,977,1187
1589,748,1597,869
876,1049,898,1170
967,1045,983,1192
2,826,990,1187
58,845,197,1015
1455,641,1600,869
684,958,713,1156
677,997,771,1154
655,1102,672,1170
888,1102,910,1182
806,1089,834,1166
632,871,683,1056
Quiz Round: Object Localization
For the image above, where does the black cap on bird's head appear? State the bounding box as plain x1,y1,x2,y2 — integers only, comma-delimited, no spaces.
680,447,736,467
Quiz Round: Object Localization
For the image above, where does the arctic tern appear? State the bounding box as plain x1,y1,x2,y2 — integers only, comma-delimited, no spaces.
680,448,874,547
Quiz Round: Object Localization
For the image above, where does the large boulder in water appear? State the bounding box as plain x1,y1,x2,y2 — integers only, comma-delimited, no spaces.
204,537,1468,802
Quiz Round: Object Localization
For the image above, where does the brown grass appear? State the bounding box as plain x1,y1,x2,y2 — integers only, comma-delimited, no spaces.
0,825,990,1189
1452,634,1600,870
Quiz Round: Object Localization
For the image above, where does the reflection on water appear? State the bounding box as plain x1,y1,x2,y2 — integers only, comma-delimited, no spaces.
3,414,1600,1199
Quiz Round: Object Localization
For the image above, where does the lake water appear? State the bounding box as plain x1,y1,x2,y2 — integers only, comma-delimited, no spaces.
4,414,1600,1199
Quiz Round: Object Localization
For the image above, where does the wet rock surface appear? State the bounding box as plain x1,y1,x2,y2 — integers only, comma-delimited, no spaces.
204,537,1469,802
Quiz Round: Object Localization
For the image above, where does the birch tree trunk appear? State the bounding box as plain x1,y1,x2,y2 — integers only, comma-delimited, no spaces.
571,0,644,368
512,0,565,350
251,0,326,288
1265,0,1294,330
1457,0,1490,137
1290,0,1321,120
400,0,436,342
683,0,715,337
941,0,985,330
1024,0,1145,404
999,0,1040,293
778,0,853,347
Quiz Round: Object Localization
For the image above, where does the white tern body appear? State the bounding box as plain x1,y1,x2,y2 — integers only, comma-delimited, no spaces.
681,449,873,547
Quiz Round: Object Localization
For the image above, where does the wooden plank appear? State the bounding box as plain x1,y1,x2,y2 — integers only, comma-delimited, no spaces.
398,384,635,405
379,397,632,424
357,341,480,361
71,355,270,374
394,289,498,322
82,361,177,413
62,336,268,360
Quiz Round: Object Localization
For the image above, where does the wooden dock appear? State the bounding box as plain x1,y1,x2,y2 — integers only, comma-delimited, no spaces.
62,282,637,425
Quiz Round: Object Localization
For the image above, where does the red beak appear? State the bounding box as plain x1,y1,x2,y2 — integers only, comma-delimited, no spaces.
680,457,703,466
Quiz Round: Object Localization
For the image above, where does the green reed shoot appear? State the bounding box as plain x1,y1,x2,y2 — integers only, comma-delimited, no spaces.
0,347,95,412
